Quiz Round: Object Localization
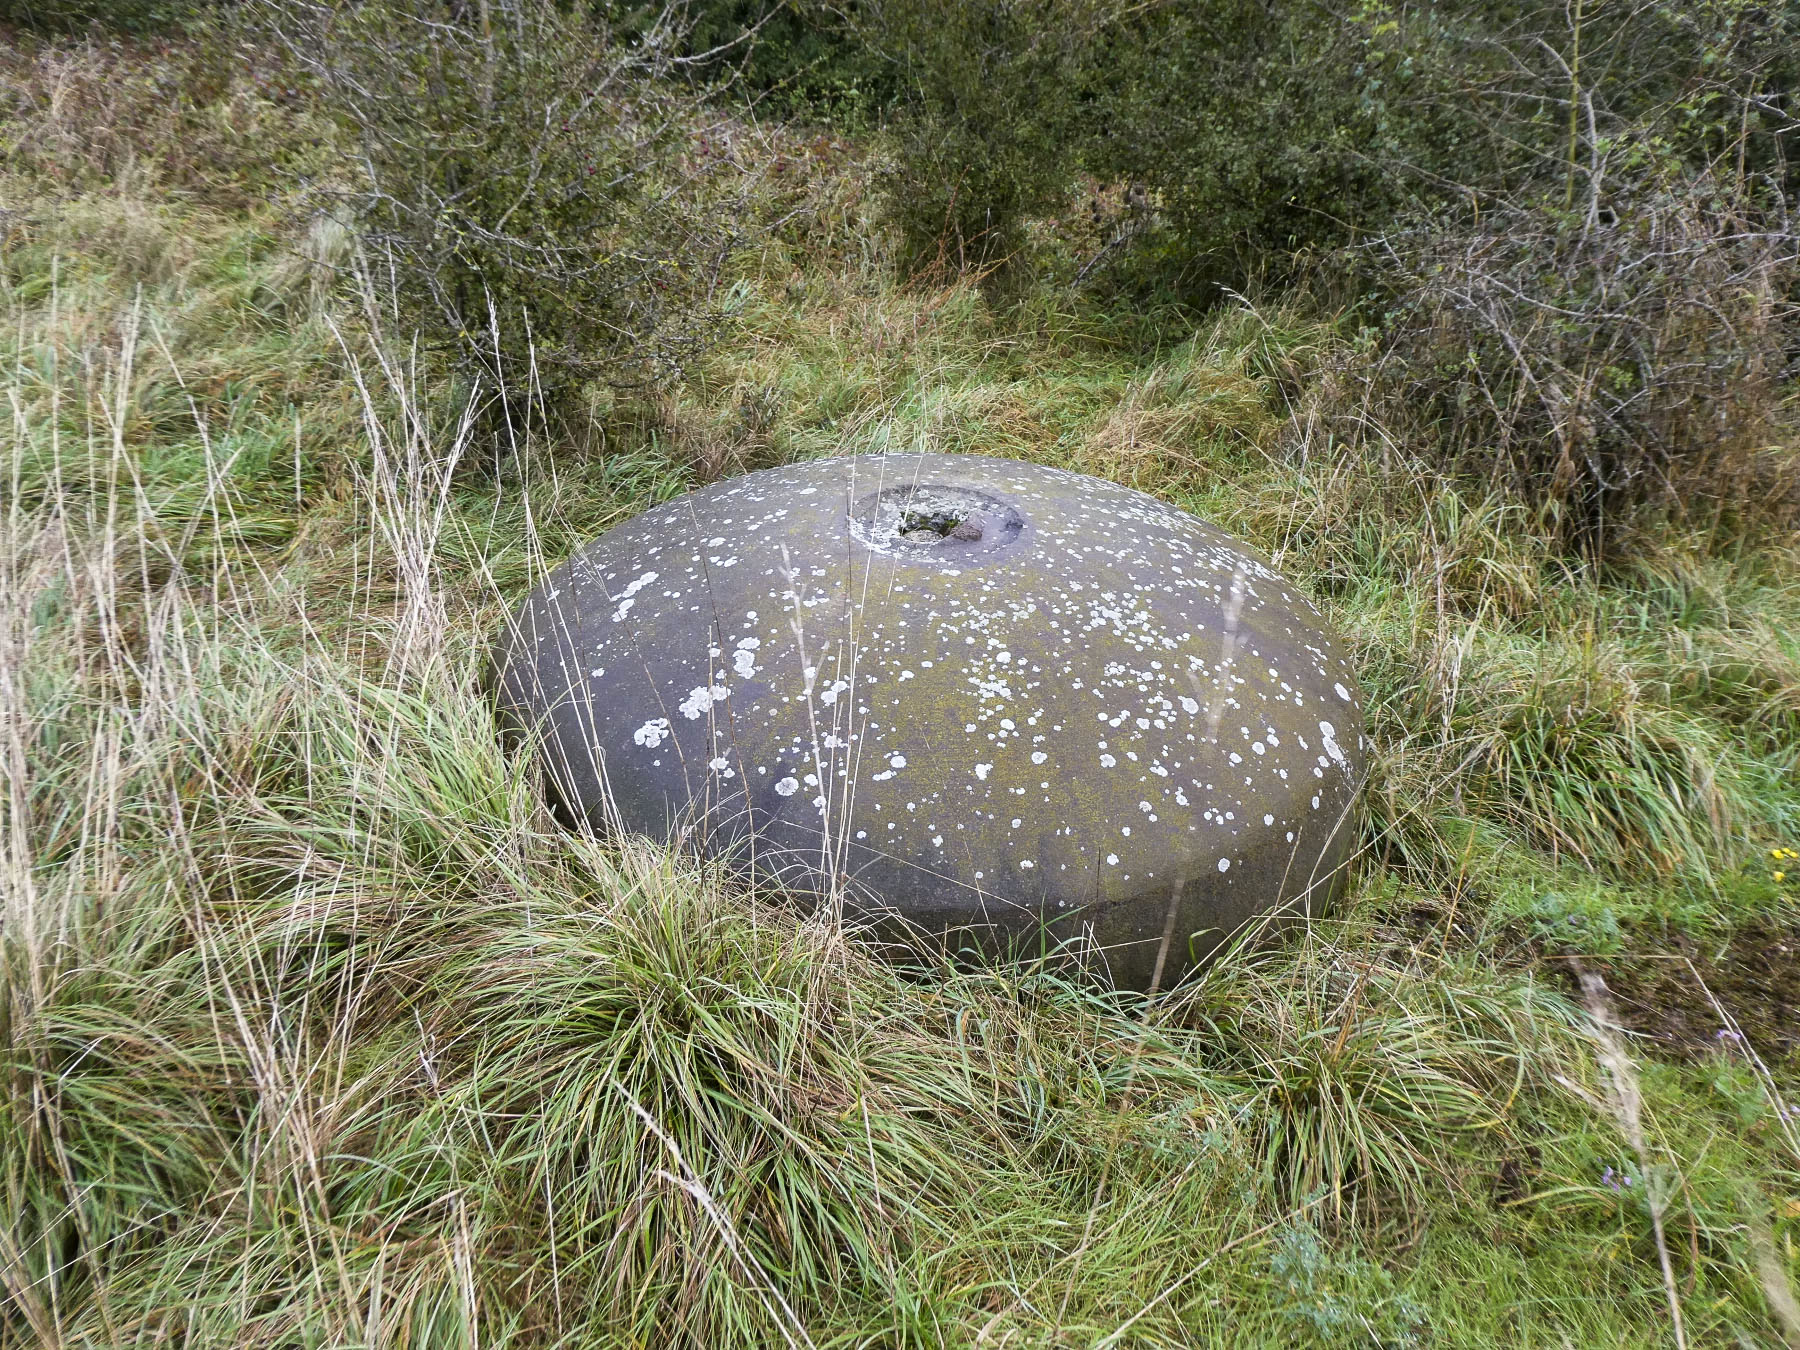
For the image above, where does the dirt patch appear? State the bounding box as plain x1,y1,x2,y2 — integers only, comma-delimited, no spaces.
1549,919,1800,1064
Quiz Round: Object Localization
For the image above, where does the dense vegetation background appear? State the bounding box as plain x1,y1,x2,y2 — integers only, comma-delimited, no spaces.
2,0,1799,1344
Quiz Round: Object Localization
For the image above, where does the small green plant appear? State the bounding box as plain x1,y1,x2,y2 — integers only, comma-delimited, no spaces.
1268,1220,1429,1345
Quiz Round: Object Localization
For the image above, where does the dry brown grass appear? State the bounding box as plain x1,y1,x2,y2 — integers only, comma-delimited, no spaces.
1,27,328,206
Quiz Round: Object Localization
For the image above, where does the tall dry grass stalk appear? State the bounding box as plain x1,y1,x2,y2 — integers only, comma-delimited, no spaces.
1578,972,1687,1350
0,268,545,1341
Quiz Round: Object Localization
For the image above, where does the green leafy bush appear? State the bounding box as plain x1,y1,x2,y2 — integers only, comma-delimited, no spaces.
842,0,1487,289
1071,1,1479,294
685,0,897,130
845,0,1108,270
844,0,1800,315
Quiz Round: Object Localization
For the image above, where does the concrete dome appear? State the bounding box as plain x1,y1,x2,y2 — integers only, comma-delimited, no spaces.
491,453,1367,990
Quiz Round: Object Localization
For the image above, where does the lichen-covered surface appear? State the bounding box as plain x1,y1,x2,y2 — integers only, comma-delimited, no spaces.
493,453,1368,988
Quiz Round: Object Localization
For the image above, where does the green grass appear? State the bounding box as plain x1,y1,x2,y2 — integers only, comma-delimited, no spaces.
4,39,1800,1349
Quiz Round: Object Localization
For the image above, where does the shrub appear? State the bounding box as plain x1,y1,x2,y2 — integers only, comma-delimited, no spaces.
1363,175,1799,552
1429,0,1800,205
845,0,1800,308
844,0,1107,271
1074,0,1799,297
257,0,754,411
685,0,897,131
1072,1,1477,295
842,0,1491,291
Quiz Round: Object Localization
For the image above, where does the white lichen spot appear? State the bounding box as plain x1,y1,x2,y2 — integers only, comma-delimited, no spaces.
774,776,800,796
610,570,660,620
975,763,993,781
1217,857,1231,873
678,684,729,719
1319,720,1346,766
633,718,671,748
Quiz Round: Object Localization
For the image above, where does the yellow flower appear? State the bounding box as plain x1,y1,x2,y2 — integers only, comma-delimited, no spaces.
1777,871,1788,883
